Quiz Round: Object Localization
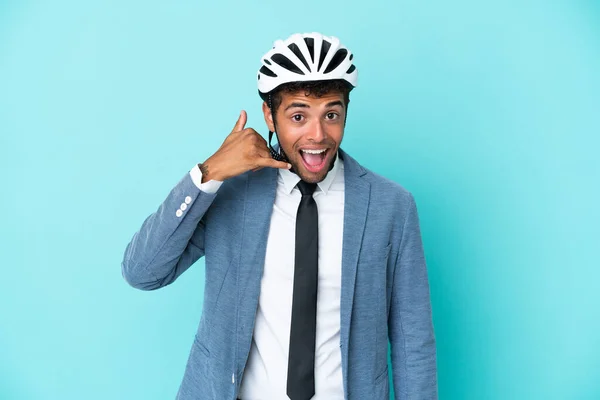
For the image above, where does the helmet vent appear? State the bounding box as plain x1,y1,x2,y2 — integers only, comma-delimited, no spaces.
346,65,356,74
259,66,277,77
317,40,331,71
272,53,305,75
324,49,348,74
303,37,315,63
288,43,310,71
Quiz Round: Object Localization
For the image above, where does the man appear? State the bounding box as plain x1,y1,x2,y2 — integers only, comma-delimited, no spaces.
122,32,437,400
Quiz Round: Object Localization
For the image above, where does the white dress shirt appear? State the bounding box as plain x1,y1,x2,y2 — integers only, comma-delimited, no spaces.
189,155,345,399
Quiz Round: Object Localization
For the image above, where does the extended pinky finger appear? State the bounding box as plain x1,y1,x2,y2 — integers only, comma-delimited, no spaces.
267,159,292,170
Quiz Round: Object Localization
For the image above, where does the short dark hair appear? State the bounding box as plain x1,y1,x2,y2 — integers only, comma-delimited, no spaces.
268,79,353,116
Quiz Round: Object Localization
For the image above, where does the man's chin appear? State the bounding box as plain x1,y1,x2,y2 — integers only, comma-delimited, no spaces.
297,171,327,184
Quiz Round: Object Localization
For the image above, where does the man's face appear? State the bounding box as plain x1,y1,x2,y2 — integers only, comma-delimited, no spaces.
263,90,346,184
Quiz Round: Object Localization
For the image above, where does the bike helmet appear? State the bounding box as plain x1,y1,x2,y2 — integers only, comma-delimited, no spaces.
257,32,357,100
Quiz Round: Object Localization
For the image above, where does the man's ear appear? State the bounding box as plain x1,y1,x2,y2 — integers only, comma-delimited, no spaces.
262,101,275,132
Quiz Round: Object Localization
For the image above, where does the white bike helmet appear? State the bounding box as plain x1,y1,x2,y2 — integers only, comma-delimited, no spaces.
257,32,358,100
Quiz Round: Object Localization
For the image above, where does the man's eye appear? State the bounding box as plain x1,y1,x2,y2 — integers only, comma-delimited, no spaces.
326,112,338,120
292,115,303,122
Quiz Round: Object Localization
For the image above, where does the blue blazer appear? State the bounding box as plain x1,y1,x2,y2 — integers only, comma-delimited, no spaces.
122,148,437,399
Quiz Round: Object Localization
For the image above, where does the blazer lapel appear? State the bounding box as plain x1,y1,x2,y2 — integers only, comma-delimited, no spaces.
236,167,278,295
338,148,370,392
235,167,279,373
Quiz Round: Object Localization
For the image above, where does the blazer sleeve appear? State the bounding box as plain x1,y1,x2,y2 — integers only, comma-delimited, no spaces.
121,170,219,291
388,193,438,399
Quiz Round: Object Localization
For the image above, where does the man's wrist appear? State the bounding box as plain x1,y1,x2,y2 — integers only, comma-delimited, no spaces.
198,163,210,183
190,163,222,193
198,156,228,183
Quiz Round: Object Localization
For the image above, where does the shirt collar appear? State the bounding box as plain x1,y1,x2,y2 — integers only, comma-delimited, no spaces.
280,151,341,195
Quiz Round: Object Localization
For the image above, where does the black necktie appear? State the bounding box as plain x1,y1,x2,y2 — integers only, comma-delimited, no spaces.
287,180,319,400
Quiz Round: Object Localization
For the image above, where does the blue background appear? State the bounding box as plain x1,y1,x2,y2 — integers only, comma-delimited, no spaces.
1,1,599,399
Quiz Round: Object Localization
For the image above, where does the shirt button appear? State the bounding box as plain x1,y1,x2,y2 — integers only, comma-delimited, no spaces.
180,203,187,211
176,209,183,217
185,196,192,204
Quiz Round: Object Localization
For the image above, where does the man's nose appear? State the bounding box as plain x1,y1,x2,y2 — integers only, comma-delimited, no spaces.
306,120,326,142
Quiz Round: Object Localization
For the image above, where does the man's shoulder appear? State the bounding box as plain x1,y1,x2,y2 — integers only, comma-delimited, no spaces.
363,166,411,197
342,150,414,203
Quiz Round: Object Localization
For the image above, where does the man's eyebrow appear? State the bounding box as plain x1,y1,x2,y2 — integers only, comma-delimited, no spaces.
285,102,310,111
284,100,345,111
325,100,345,108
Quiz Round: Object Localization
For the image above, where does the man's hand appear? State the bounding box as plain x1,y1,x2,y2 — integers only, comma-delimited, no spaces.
200,110,291,183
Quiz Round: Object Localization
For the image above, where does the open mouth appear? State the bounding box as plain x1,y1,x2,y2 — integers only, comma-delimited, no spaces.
299,148,329,173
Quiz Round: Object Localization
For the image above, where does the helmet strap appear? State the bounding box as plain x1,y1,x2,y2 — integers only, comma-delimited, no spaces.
267,93,296,174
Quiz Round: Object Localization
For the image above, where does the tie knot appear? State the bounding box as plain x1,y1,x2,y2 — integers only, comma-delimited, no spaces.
297,180,317,196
